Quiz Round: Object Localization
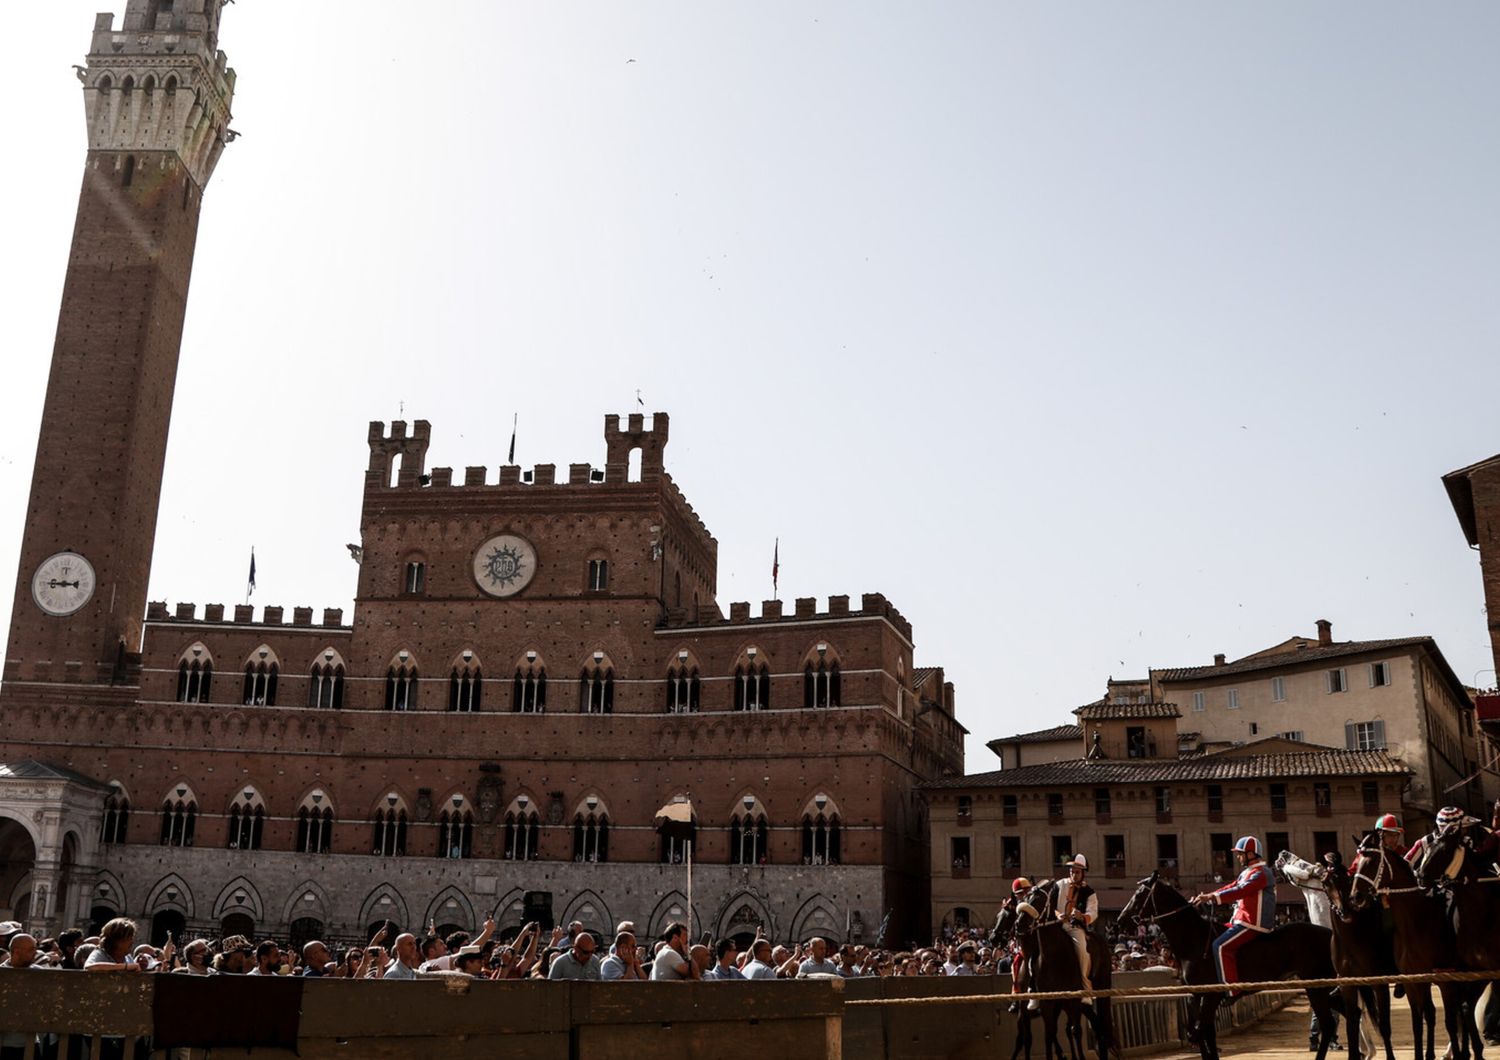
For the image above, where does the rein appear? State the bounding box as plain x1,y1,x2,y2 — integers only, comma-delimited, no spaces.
1353,847,1423,898
1133,884,1205,927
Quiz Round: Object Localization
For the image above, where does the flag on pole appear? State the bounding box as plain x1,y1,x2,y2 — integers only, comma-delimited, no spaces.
772,539,779,595
246,548,257,599
508,414,517,465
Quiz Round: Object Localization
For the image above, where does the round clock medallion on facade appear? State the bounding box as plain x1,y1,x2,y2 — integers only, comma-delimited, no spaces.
32,551,96,616
472,534,538,598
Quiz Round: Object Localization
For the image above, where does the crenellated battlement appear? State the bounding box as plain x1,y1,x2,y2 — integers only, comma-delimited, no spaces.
85,2,237,189
146,602,350,629
662,592,912,642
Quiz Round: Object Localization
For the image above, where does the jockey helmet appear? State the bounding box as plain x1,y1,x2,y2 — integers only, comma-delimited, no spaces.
1374,813,1402,833
1011,877,1033,894
1233,835,1261,858
1435,806,1466,830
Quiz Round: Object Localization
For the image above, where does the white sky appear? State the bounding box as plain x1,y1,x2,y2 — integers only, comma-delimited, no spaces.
3,2,1498,765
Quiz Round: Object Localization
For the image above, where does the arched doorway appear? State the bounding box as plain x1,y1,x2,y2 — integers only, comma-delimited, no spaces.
0,816,36,923
89,905,116,935
289,917,325,954
151,909,187,947
221,912,255,940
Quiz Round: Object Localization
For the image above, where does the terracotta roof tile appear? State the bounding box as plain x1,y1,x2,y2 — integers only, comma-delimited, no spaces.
921,748,1408,790
1074,702,1181,721
1154,637,1432,681
987,724,1083,747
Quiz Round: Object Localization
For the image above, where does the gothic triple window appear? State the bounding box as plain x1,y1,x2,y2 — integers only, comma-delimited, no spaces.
665,657,701,713
438,798,475,859
372,795,408,857
386,656,418,711
449,655,482,712
297,792,334,854
227,789,265,851
734,655,771,711
803,654,841,709
242,647,279,706
731,799,770,865
504,800,541,861
175,645,213,703
309,651,345,709
573,798,610,862
513,658,547,713
579,660,614,714
159,786,197,848
801,795,842,866
101,787,130,845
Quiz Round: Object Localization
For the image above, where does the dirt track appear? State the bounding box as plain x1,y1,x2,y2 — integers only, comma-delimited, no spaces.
1147,994,1479,1060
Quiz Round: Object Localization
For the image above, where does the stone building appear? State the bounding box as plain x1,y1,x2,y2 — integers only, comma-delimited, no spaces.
1444,454,1500,759
986,622,1490,818
925,703,1408,932
0,1,964,949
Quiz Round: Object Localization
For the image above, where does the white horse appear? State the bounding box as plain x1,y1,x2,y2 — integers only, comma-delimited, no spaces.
1277,849,1375,1056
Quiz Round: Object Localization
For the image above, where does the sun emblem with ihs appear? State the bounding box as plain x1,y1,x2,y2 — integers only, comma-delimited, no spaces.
473,533,537,598
483,543,525,590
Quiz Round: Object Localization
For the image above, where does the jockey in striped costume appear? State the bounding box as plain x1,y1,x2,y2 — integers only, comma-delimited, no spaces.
1192,835,1275,996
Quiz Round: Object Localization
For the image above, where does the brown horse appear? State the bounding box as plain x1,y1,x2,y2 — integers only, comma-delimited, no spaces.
1348,831,1476,1060
1415,820,1500,1053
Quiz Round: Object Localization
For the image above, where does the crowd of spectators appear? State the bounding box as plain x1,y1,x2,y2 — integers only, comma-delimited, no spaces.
1,915,1179,984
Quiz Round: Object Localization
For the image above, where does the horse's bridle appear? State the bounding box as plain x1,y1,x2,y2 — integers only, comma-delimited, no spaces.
1351,844,1422,900
1130,881,1199,926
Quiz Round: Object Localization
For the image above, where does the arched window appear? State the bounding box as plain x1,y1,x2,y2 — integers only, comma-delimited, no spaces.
372,793,407,857
296,792,334,854
159,785,197,848
242,647,279,706
801,795,841,866
449,654,482,712
586,558,609,592
503,797,541,861
730,798,770,865
175,644,213,703
403,561,426,595
513,655,546,713
437,796,475,859
733,652,771,711
227,788,265,851
101,786,130,845
665,655,700,713
121,154,136,188
579,657,613,714
572,797,610,863
803,656,841,709
386,655,418,711
308,650,345,709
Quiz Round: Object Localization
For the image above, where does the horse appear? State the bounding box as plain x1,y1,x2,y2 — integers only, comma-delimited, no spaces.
995,895,1038,1060
1117,871,1340,1060
1415,819,1500,1051
1280,849,1392,1060
1348,830,1476,1060
996,881,1115,1060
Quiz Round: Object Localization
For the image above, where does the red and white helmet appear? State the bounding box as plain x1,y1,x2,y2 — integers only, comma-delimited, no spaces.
1374,813,1402,833
1011,877,1033,895
1233,836,1261,858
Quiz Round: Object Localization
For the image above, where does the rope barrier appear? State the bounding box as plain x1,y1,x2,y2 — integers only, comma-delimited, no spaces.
843,968,1500,1007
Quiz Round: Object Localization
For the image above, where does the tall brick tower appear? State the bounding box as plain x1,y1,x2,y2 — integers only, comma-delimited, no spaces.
4,1,235,686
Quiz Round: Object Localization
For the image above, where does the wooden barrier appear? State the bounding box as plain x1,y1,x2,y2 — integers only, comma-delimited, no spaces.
0,971,1295,1060
0,975,846,1060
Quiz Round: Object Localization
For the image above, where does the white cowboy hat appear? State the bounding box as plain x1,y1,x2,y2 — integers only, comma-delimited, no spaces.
1066,854,1088,871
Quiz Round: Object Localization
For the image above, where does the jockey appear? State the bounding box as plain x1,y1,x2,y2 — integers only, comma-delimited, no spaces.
1052,854,1097,983
1373,813,1405,854
1192,836,1275,997
1405,806,1465,867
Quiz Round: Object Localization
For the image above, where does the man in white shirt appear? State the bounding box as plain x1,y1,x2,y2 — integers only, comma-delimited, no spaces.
382,934,421,980
600,932,644,980
796,937,840,977
650,923,697,980
1053,854,1098,983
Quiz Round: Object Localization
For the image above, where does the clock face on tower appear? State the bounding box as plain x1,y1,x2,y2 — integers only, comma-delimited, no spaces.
472,533,538,598
32,551,96,616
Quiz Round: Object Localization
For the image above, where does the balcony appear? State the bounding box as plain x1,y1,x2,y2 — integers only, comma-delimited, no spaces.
951,863,971,880
1106,860,1126,879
